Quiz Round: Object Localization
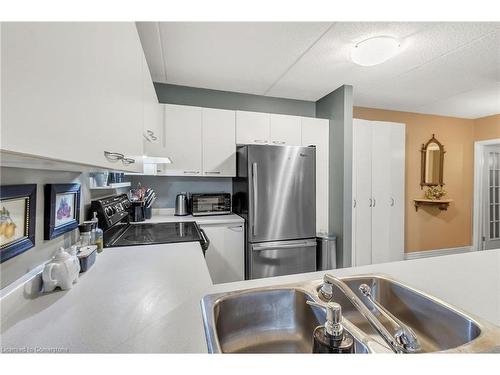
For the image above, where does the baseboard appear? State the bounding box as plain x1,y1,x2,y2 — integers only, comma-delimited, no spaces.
405,246,473,260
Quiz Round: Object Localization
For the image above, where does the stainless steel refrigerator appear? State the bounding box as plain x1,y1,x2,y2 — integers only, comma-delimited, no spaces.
233,145,316,279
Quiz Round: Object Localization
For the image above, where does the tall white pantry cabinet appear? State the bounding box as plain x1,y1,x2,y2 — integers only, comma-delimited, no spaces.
352,119,405,266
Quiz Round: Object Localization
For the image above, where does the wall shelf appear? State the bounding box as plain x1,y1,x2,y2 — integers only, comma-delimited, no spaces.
89,182,131,190
414,198,453,212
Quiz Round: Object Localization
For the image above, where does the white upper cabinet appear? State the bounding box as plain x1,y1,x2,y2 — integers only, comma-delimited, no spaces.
161,104,203,176
301,117,329,234
202,108,236,177
235,111,270,145
142,54,164,159
1,22,145,172
270,114,302,145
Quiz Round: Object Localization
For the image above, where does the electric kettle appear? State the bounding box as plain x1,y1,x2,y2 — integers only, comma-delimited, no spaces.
175,192,189,216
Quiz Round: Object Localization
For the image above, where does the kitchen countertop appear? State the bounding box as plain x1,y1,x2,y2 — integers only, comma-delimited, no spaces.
145,212,244,226
1,241,499,353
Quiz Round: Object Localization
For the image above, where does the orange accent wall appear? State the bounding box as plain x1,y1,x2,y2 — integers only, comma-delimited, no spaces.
474,114,500,141
353,107,475,253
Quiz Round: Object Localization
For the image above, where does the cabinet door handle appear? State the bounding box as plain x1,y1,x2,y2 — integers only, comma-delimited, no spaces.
372,197,376,207
184,171,200,174
228,225,243,232
146,130,158,141
122,157,135,165
390,197,395,207
353,199,357,208
104,151,124,161
369,198,372,207
272,141,286,145
205,171,221,174
254,139,267,143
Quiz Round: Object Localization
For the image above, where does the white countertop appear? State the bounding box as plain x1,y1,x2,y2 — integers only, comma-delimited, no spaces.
1,242,499,353
145,212,244,226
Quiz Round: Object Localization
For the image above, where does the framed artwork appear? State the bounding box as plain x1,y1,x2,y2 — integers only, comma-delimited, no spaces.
44,184,81,240
0,184,37,263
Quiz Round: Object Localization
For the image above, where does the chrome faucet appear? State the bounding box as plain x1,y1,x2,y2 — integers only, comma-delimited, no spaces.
359,283,421,353
319,274,421,353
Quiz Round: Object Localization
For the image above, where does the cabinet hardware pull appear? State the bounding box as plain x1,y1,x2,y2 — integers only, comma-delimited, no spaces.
272,141,286,145
122,157,135,165
373,198,376,207
369,198,372,207
184,171,200,174
353,199,357,208
104,151,124,161
146,130,158,141
254,139,267,143
205,171,221,174
390,197,395,207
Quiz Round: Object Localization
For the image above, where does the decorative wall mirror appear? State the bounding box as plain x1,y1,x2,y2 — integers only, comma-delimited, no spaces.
420,134,445,189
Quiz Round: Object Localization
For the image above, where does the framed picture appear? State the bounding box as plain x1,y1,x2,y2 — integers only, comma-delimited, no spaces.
44,184,81,240
0,184,37,263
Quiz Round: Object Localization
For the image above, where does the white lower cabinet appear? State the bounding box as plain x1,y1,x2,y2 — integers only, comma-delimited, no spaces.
200,223,245,284
352,119,405,266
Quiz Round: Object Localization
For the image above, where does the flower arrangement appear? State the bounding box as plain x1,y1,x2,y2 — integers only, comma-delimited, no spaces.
424,185,447,200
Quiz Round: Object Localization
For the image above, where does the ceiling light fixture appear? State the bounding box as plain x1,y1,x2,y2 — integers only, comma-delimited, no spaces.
351,36,401,67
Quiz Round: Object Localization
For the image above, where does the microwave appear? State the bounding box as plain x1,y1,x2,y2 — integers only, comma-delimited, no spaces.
191,193,231,216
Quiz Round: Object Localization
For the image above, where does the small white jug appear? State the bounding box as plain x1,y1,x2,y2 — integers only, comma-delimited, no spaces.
42,248,80,292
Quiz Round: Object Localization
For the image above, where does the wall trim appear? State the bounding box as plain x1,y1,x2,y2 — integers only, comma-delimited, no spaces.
405,246,473,260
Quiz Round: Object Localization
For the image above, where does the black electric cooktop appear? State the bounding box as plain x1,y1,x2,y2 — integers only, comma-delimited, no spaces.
105,222,204,248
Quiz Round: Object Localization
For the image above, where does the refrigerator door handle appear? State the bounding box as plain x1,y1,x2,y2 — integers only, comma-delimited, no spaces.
252,162,258,237
252,240,317,251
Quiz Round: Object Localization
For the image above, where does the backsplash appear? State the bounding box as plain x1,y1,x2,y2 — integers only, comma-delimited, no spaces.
129,175,232,208
0,167,90,289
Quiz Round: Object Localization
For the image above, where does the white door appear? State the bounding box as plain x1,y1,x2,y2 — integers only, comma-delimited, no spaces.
353,120,373,266
270,114,302,145
388,123,406,261
202,108,236,177
235,111,270,145
483,145,500,250
201,223,245,284
301,117,329,234
371,123,394,264
161,104,202,176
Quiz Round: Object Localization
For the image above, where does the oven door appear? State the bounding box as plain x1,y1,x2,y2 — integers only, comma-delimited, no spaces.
248,239,317,279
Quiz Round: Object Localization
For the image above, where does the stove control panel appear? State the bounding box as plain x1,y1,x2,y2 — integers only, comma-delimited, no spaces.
90,194,131,230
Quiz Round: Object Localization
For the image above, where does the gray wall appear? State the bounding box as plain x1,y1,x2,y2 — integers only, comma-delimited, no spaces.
129,175,232,208
0,168,90,289
316,85,354,268
154,83,316,117
0,167,124,288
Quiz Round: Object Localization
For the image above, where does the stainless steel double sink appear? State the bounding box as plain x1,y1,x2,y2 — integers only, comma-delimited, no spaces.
201,274,500,353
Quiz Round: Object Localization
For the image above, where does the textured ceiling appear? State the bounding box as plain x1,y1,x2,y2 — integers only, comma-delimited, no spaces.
136,22,500,119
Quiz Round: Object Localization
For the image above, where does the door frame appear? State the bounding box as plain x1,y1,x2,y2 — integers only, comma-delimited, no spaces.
472,138,500,251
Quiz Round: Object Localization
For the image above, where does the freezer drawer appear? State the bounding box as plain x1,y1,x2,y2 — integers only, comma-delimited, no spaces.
248,239,317,279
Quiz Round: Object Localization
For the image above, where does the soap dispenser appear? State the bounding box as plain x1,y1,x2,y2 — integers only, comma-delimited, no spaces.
307,300,354,354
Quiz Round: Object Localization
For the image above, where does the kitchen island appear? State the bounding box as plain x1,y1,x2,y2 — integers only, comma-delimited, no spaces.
1,242,499,353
